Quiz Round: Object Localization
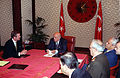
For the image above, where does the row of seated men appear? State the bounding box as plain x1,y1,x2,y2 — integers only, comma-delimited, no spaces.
1,30,120,78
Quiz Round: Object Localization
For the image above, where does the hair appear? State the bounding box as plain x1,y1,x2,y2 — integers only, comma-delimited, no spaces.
60,52,78,69
11,31,20,38
91,39,105,52
111,37,119,46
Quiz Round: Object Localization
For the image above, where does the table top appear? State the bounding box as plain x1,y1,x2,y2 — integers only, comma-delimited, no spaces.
0,49,88,78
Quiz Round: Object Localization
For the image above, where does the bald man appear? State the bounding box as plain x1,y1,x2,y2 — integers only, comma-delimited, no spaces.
104,37,118,67
47,32,67,57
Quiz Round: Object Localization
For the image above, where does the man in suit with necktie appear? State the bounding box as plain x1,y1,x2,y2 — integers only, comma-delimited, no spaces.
46,32,67,57
2,31,27,59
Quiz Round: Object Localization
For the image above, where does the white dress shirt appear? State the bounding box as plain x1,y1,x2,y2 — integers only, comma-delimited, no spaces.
12,38,20,56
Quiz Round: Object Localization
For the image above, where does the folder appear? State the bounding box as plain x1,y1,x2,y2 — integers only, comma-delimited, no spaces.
8,64,28,70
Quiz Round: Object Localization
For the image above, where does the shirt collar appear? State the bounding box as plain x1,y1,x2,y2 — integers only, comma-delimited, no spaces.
12,38,17,43
56,40,60,44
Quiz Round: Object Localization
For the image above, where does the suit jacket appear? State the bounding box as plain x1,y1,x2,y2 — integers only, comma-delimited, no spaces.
47,37,67,54
87,54,110,78
104,49,118,67
71,68,92,78
2,38,23,59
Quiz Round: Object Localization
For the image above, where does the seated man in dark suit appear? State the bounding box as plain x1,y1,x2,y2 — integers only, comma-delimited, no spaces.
87,39,110,78
46,32,67,57
104,37,118,67
2,31,27,59
59,52,92,78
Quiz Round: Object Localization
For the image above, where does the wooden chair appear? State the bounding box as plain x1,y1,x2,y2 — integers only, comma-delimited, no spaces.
110,60,119,78
62,36,75,52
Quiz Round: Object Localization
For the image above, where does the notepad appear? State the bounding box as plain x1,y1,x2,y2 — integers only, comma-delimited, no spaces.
0,61,10,66
8,64,28,70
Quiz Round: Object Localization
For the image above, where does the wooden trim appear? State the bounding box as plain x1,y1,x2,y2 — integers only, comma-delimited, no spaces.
12,0,22,34
32,0,35,34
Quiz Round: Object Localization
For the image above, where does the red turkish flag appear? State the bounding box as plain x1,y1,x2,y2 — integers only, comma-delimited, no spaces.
94,1,103,41
59,1,65,37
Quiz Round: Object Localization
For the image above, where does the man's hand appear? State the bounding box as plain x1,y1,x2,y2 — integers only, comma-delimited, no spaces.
51,50,56,54
46,49,50,54
46,49,56,54
20,49,27,55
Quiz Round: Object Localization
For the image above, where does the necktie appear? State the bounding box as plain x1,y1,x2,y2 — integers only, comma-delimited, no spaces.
15,42,17,50
56,42,59,49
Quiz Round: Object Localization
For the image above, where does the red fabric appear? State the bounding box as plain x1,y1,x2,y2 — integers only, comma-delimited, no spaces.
94,1,103,41
76,54,89,69
0,49,88,78
0,50,59,78
59,1,65,37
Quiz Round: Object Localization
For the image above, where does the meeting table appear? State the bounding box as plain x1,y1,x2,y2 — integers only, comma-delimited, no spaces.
0,49,89,78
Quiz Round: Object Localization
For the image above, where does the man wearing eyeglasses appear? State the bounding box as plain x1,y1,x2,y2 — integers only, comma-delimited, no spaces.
104,37,118,67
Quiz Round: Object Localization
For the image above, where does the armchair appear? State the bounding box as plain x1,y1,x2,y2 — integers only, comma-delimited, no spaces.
110,60,119,78
0,50,4,60
62,36,75,52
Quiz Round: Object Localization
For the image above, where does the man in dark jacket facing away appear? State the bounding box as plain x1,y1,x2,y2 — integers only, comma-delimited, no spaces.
87,39,110,78
60,52,92,78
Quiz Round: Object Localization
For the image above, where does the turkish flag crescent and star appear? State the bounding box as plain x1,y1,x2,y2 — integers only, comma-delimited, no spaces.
94,1,103,41
59,1,65,37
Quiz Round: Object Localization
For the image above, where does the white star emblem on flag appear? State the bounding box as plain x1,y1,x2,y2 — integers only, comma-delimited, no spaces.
60,27,63,31
98,27,101,32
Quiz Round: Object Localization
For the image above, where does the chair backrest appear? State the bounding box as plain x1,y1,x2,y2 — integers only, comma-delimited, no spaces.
110,60,119,77
62,36,75,52
0,50,4,60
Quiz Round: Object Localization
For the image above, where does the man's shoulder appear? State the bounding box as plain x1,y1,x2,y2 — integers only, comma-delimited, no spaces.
95,54,109,64
96,54,107,59
105,49,116,55
72,68,92,78
5,39,13,44
60,37,67,41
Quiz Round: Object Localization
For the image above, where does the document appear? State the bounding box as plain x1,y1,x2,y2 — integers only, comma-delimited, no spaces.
0,61,10,66
44,53,55,57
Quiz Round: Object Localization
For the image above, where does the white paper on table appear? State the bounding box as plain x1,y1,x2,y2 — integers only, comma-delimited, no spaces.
44,53,55,57
0,61,10,66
